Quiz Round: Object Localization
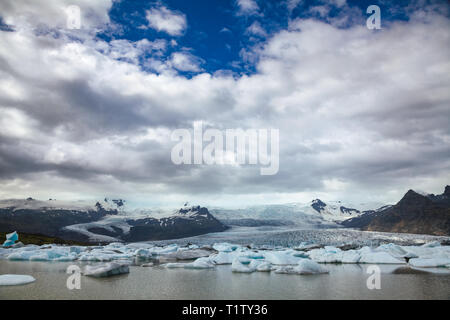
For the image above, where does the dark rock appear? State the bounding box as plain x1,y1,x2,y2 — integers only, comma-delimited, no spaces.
311,199,326,213
392,267,430,274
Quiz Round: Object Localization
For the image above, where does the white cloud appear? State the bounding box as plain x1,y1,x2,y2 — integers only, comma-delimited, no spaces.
145,6,187,36
236,0,260,16
0,0,113,31
168,51,204,72
246,21,267,37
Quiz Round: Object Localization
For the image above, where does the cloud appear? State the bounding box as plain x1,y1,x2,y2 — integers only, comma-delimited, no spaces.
0,1,449,206
236,0,260,16
245,21,267,37
0,0,113,31
145,5,187,36
169,51,204,72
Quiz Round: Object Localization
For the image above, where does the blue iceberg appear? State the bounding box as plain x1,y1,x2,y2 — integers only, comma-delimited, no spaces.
6,231,19,242
3,231,19,247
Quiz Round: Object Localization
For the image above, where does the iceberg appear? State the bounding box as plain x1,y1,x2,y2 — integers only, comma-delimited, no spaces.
231,257,257,273
408,258,450,268
249,260,272,272
165,249,212,260
184,257,215,269
84,262,130,277
263,250,303,265
212,243,240,252
6,231,19,242
0,274,35,286
275,259,329,275
166,257,215,269
2,240,15,248
359,251,406,264
210,251,239,265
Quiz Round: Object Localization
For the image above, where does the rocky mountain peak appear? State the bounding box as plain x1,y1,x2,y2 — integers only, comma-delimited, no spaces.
311,199,326,213
444,185,450,196
397,189,431,208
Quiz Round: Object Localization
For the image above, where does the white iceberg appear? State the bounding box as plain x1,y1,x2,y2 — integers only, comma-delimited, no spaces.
408,258,450,268
165,249,212,260
275,259,329,275
84,262,130,277
212,243,240,252
184,257,215,269
359,251,406,264
232,257,257,273
210,251,239,265
0,274,35,286
263,250,303,265
252,260,272,272
166,257,215,269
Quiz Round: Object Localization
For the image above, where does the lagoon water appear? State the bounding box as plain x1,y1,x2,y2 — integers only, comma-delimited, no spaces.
1,260,449,300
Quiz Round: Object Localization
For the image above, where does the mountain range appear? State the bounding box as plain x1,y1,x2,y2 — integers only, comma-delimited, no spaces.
1,186,449,243
0,200,226,243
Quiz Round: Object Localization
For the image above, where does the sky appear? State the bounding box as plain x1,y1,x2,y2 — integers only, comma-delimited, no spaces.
0,0,449,209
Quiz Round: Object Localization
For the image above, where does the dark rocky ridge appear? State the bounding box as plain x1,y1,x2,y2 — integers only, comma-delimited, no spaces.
342,186,450,236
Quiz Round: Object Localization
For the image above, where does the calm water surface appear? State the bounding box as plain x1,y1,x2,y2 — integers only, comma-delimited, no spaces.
0,261,449,300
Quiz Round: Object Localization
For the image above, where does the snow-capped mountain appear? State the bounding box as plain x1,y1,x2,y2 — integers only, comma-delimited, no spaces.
0,199,227,243
211,199,388,225
63,205,227,243
0,197,120,242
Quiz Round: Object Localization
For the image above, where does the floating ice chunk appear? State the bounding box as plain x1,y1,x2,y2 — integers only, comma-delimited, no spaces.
69,246,85,254
239,251,265,260
263,250,303,265
275,259,329,275
0,274,35,286
232,258,255,273
2,240,15,248
421,241,441,248
165,249,212,260
166,257,215,269
134,248,153,258
377,243,409,259
341,250,361,263
84,262,129,277
213,243,240,252
165,262,185,268
152,244,179,255
307,248,344,263
210,251,239,265
184,257,215,269
249,260,272,272
6,231,19,242
296,259,329,274
408,258,450,268
359,251,405,264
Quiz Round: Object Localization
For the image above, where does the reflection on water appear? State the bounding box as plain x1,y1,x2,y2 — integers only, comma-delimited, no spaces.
0,261,449,300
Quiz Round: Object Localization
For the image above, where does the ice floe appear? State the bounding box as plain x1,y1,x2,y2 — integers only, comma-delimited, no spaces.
166,257,215,269
84,262,130,277
275,259,329,275
0,241,449,278
0,274,35,286
408,258,450,268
